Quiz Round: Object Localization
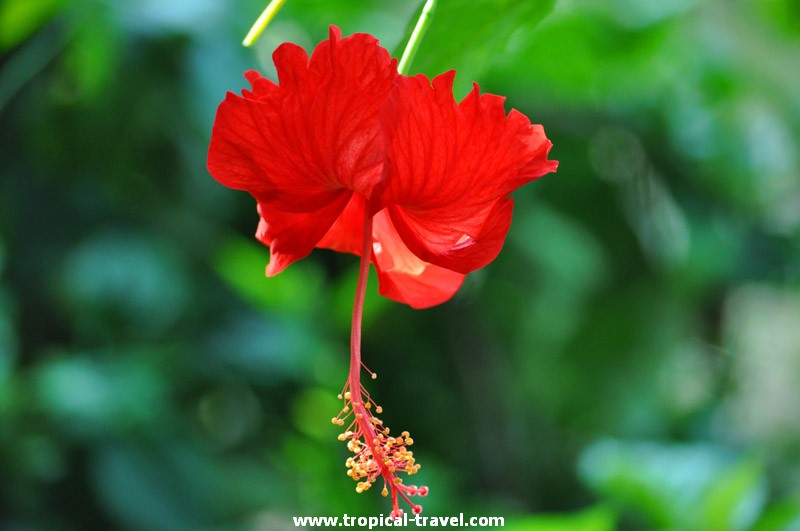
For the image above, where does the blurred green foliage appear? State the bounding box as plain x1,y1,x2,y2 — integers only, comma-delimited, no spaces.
2,0,800,529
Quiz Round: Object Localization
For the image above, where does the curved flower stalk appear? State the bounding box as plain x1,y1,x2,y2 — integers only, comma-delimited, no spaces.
207,27,557,516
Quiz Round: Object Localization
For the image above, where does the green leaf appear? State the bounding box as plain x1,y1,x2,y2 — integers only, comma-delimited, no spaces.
700,458,768,531
62,5,120,99
0,0,64,50
505,505,616,531
406,0,556,96
33,353,167,438
214,236,324,319
291,387,342,441
751,500,800,531
579,440,740,528
580,440,772,530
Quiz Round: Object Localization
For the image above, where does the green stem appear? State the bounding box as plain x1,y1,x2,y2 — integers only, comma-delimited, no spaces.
397,0,437,75
242,0,288,47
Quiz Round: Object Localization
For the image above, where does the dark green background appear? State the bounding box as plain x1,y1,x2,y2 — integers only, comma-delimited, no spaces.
1,0,799,529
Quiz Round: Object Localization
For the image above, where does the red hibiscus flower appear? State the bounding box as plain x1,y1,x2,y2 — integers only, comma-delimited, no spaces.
208,26,556,309
208,25,557,517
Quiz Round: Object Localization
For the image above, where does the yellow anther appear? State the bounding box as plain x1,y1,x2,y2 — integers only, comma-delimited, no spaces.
337,393,343,400
336,406,424,495
331,417,339,424
371,372,377,380
376,406,383,414
344,391,351,400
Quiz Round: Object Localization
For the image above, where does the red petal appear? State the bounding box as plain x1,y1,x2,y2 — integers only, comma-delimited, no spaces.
372,210,465,309
319,199,465,308
378,71,558,274
208,26,398,214
255,191,352,276
386,197,514,275
317,193,367,256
